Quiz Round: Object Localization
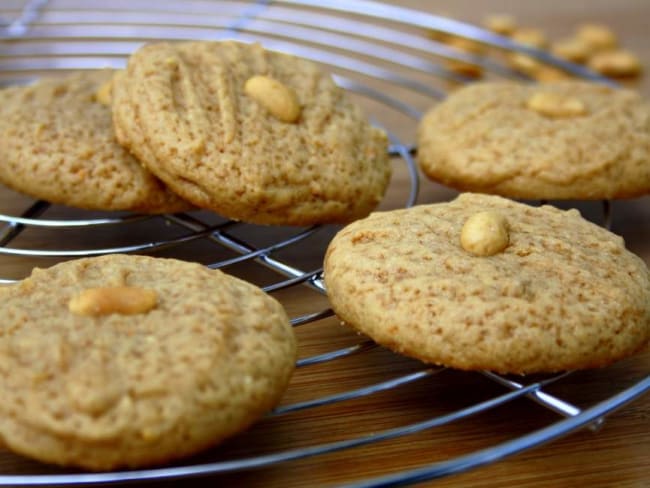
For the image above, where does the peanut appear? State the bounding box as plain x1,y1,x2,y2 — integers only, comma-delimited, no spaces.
425,29,454,44
508,52,543,76
448,36,485,55
526,92,587,118
483,14,517,36
447,59,484,78
577,23,618,52
460,211,509,257
69,286,157,316
446,37,485,78
534,66,571,83
424,12,457,43
244,75,301,123
512,28,548,49
588,49,642,78
551,37,591,64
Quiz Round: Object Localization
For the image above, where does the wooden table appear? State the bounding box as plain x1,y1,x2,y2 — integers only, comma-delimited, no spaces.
0,1,648,487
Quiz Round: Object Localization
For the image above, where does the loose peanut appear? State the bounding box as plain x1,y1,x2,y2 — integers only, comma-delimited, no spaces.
526,92,587,118
508,52,543,76
460,211,509,257
69,286,158,316
534,66,571,83
447,60,484,78
588,49,642,78
244,75,301,123
551,37,591,64
483,14,517,36
512,28,548,49
577,23,618,51
424,12,457,43
448,37,486,55
445,37,485,78
425,29,454,44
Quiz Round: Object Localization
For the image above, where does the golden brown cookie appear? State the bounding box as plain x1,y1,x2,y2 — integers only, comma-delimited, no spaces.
0,71,189,213
0,254,296,470
324,193,650,374
112,41,391,225
417,81,650,200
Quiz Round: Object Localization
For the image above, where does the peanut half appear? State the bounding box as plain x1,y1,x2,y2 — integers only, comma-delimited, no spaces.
446,37,486,78
588,50,642,78
576,23,618,52
512,27,548,49
460,211,509,257
244,75,301,123
483,14,517,36
508,52,543,76
69,286,158,316
526,92,587,118
551,37,591,64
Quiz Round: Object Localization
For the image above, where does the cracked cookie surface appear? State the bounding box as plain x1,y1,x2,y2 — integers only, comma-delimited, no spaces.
112,41,391,225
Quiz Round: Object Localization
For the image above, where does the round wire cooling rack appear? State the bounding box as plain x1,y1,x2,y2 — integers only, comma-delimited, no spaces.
0,0,648,486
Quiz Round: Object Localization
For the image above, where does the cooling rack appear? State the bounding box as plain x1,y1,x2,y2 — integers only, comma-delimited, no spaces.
0,0,648,486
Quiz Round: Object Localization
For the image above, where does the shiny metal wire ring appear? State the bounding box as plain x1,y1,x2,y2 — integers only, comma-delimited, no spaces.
0,1,647,486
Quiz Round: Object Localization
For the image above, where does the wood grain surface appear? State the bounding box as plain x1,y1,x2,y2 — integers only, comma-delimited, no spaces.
0,1,648,487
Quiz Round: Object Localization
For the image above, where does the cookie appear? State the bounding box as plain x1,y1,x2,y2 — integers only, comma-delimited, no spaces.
112,41,391,225
417,81,650,200
0,71,189,213
324,193,650,374
0,254,296,470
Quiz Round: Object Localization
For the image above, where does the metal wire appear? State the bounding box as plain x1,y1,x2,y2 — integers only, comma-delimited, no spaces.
0,1,647,486
344,375,650,488
0,219,238,258
270,368,441,416
0,374,572,486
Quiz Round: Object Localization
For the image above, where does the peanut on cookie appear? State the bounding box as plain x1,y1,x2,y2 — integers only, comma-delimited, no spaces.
0,254,296,470
324,193,650,374
417,81,650,200
112,41,391,225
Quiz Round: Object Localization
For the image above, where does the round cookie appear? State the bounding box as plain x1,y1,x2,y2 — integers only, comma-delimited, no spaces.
0,254,296,470
417,81,650,200
324,193,650,374
112,41,391,225
0,71,189,213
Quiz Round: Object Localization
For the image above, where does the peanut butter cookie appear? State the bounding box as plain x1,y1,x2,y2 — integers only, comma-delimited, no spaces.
0,71,189,213
417,81,650,200
324,193,650,374
0,254,296,470
112,41,391,225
